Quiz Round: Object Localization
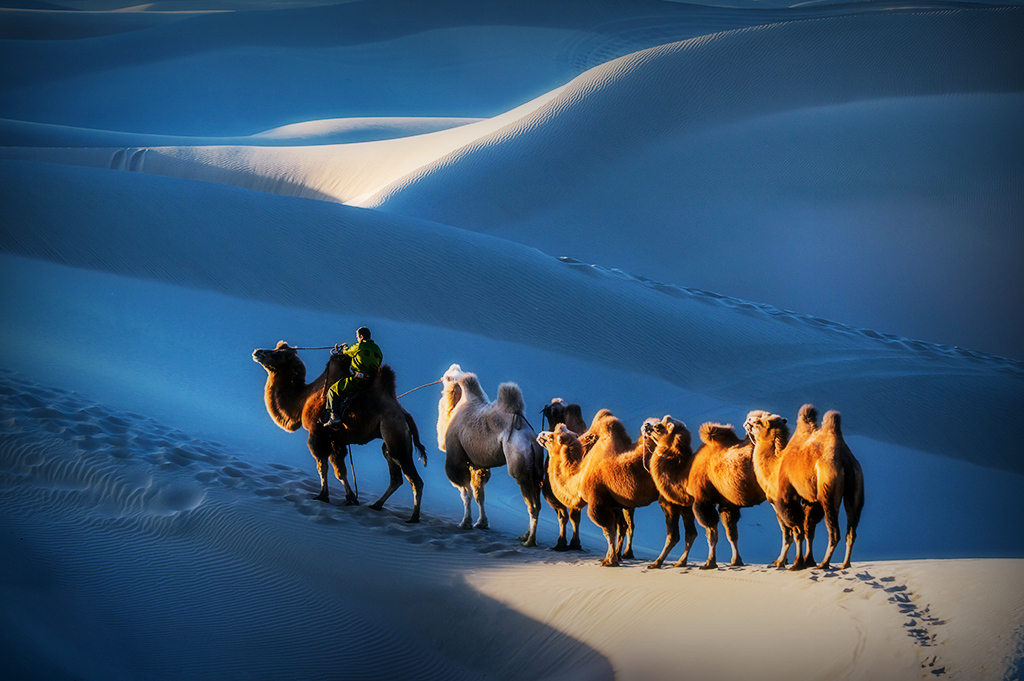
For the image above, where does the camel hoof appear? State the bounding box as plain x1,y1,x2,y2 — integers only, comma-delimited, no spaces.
552,541,569,552
312,493,330,503
699,562,718,571
600,558,619,567
816,562,833,571
368,502,384,511
474,521,489,530
458,520,472,530
622,549,635,560
343,497,360,507
729,560,745,568
405,515,420,524
521,537,537,548
568,540,583,551
672,560,688,568
648,561,663,570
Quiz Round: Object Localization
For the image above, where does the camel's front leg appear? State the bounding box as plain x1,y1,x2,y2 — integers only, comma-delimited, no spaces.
329,450,358,506
470,466,490,529
516,478,541,547
308,432,332,502
312,455,331,503
649,501,680,569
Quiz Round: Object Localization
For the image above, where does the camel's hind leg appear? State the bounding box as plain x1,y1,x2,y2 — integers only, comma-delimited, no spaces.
373,434,424,524
588,497,620,567
720,505,744,567
815,479,844,571
803,502,825,567
619,508,636,560
693,500,720,570
840,465,864,569
675,505,699,568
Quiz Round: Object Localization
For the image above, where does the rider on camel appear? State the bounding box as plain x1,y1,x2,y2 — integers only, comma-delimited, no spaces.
322,327,382,428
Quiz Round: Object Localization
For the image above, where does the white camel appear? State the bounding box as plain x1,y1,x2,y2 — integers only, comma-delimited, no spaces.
437,364,545,546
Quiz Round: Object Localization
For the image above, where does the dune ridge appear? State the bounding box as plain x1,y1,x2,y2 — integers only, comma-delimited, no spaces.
2,158,1021,474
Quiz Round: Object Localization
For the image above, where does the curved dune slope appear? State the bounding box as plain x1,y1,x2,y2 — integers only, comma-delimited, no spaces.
2,159,1021,473
366,6,1023,219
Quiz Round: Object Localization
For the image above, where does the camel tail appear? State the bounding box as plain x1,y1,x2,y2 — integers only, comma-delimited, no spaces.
823,410,842,437
497,382,525,415
406,412,428,466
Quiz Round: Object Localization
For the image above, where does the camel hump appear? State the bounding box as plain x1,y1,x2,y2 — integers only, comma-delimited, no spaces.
798,404,819,429
699,422,742,446
497,382,525,414
822,410,842,436
376,364,398,397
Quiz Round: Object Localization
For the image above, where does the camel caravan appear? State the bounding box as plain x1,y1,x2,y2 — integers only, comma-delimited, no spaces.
254,336,864,571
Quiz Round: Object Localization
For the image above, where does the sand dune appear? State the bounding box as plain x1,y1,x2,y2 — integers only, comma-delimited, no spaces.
3,1,1023,679
3,370,1021,681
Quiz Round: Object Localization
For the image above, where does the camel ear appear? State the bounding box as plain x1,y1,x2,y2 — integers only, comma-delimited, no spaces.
579,431,599,452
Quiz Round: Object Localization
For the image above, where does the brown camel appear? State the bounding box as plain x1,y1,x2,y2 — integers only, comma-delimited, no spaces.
252,341,426,523
539,398,588,551
537,410,689,567
748,405,865,570
656,414,771,570
638,416,701,568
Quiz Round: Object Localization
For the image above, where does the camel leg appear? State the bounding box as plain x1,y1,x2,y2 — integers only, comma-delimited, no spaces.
307,432,332,503
444,450,474,529
720,506,744,567
589,499,620,567
621,508,636,560
840,466,864,569
471,466,490,530
650,501,680,569
771,518,793,568
515,477,542,548
804,503,824,568
543,480,570,551
789,525,809,571
674,505,699,568
329,449,358,506
815,499,843,571
568,508,583,551
693,500,720,570
368,449,403,512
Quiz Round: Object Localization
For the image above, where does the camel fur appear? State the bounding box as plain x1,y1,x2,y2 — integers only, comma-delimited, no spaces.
252,341,426,523
538,410,685,567
538,398,589,551
748,405,865,570
437,364,545,546
657,413,772,570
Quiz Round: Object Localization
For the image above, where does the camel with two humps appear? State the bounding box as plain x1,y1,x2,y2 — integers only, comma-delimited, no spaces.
538,410,691,567
252,341,426,523
437,364,545,547
539,398,588,551
649,412,776,570
748,405,865,570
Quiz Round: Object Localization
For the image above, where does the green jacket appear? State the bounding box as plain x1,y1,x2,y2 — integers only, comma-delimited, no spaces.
343,339,383,377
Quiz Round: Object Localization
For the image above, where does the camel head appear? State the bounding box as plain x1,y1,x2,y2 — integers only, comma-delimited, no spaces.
542,398,586,434
642,415,692,457
744,411,788,448
252,341,306,380
537,423,587,464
